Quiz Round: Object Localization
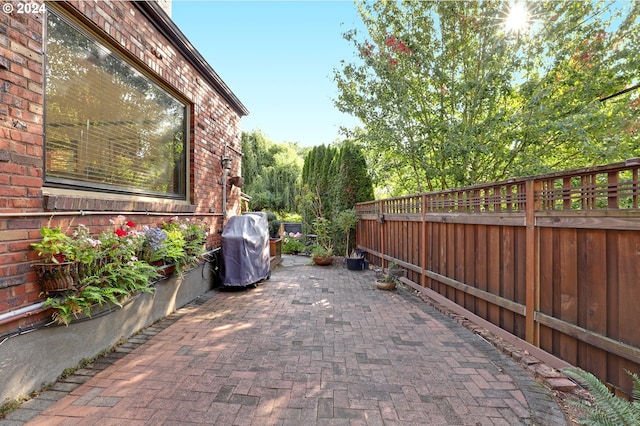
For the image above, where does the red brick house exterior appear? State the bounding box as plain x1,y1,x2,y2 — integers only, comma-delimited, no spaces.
0,0,247,341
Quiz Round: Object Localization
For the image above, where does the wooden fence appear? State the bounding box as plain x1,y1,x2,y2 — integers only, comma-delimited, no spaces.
356,159,640,396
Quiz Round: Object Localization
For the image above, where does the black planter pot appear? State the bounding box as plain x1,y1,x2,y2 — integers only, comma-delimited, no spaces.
345,257,364,271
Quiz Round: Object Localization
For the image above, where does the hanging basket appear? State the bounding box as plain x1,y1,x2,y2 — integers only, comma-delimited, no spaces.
33,262,78,293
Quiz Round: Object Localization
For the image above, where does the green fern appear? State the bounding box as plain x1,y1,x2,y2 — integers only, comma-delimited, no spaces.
564,368,640,426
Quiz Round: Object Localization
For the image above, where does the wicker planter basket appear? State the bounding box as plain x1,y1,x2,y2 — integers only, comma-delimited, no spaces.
33,261,78,292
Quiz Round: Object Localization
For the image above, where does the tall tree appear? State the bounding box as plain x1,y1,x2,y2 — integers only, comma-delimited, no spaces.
334,0,640,194
241,131,305,212
301,142,374,251
334,141,374,211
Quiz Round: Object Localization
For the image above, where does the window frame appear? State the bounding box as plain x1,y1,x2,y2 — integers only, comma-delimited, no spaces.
43,5,191,201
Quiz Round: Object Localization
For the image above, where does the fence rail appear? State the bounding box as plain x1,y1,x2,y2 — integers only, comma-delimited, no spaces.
356,159,640,396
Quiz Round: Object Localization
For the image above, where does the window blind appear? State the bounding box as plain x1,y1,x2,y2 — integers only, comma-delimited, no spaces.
45,9,187,198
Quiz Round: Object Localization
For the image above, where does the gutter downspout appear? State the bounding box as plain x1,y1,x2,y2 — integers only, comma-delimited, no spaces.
222,167,229,218
221,144,233,218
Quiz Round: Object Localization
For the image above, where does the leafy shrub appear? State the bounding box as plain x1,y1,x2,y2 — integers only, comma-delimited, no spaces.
282,232,305,254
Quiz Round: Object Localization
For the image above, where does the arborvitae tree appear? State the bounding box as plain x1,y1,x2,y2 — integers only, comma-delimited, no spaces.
301,142,374,251
335,141,374,211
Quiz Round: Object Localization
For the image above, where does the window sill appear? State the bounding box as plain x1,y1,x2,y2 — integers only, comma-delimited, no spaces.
42,192,196,214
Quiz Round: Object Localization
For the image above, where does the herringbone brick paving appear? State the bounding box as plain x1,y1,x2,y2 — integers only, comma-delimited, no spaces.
6,257,568,425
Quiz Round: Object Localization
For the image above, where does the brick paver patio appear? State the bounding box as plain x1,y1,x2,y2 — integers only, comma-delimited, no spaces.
5,256,568,425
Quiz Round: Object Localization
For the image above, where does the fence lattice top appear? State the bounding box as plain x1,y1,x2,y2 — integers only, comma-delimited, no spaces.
356,159,640,215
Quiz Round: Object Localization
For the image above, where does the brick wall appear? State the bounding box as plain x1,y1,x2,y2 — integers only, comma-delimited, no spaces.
0,1,245,332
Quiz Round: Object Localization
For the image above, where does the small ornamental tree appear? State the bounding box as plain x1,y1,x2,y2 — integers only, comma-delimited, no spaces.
335,208,358,257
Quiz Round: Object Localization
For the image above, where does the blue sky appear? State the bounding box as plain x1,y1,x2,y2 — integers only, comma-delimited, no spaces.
171,1,364,147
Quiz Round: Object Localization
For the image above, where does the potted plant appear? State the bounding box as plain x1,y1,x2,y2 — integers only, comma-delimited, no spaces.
310,217,334,265
266,211,282,239
311,245,334,266
375,270,397,291
335,209,364,270
386,262,404,279
31,226,79,292
374,263,403,291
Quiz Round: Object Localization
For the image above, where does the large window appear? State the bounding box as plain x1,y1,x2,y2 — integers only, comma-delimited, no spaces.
45,8,187,199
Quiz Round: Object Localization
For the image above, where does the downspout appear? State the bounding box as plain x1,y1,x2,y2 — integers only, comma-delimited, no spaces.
222,167,229,218
221,145,233,218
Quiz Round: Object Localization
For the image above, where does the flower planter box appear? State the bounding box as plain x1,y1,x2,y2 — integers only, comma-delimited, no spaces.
269,238,282,257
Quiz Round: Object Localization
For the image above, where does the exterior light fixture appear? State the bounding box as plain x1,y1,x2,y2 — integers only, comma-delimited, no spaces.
221,157,232,170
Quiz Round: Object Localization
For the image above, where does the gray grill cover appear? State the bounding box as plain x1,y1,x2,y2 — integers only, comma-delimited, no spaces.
221,212,270,286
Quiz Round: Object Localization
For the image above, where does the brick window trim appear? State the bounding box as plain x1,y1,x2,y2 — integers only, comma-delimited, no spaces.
43,194,196,214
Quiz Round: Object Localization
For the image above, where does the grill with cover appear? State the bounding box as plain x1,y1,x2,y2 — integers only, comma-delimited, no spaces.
220,212,270,287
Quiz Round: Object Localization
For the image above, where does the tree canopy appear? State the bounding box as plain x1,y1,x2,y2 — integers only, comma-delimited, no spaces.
334,0,640,195
241,131,306,212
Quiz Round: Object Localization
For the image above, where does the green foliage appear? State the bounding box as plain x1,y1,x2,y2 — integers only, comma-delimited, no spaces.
30,226,74,263
300,142,374,253
281,233,305,254
334,141,374,212
335,1,640,194
564,368,640,425
33,215,209,325
279,212,302,222
241,130,306,212
314,217,333,249
335,208,358,256
160,217,208,269
162,229,187,272
310,245,333,258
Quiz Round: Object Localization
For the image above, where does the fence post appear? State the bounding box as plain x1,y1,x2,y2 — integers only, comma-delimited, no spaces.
525,179,539,345
421,194,427,288
379,200,386,268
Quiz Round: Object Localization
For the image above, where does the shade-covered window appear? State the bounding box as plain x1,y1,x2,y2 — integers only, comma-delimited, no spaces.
45,8,187,199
